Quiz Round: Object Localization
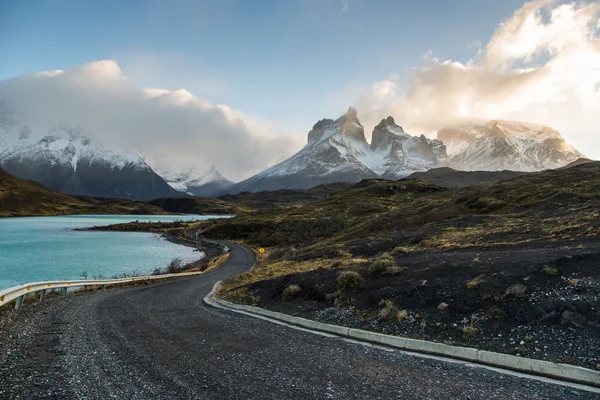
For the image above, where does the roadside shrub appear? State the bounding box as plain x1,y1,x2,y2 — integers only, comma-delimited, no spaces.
167,257,184,273
368,255,395,275
542,265,559,276
462,324,478,340
378,300,404,322
337,271,365,290
466,274,486,289
282,284,301,301
152,267,164,275
505,284,527,298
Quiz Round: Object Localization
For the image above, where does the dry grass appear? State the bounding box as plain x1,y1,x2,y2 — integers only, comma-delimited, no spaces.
368,255,396,275
377,299,405,322
466,274,486,289
282,284,301,301
220,256,366,293
337,270,365,290
204,253,231,273
542,265,560,276
505,284,527,298
462,324,478,340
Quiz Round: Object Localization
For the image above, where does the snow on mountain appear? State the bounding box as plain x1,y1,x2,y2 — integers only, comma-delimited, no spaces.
227,107,379,194
227,108,450,194
152,164,233,197
1,125,149,172
0,105,183,200
438,119,584,172
366,116,447,179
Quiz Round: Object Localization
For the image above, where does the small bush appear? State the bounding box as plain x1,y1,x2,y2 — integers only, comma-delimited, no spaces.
397,309,408,321
152,267,164,275
392,246,410,255
542,265,559,276
368,255,397,275
505,284,527,298
337,271,365,290
378,300,404,322
167,258,184,273
462,324,478,340
467,274,486,289
282,284,301,301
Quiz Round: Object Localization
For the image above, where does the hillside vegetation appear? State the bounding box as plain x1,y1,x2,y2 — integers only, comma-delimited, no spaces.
196,162,600,368
0,168,167,217
200,162,600,258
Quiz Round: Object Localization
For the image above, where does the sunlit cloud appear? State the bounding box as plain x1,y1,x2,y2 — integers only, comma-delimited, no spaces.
355,0,600,157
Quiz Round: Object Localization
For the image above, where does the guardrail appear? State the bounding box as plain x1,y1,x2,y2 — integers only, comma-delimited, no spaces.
0,270,206,310
1,238,230,311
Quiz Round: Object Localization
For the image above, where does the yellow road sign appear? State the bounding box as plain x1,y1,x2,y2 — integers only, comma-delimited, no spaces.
259,247,265,253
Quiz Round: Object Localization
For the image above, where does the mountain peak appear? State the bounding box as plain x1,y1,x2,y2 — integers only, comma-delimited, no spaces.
307,107,366,145
371,116,408,151
375,116,402,132
337,106,360,126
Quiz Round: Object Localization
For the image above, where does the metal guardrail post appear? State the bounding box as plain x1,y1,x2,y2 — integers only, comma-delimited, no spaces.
14,295,23,310
62,288,68,296
39,289,46,303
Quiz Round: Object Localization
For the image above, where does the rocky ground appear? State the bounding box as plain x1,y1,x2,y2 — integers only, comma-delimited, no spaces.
227,239,600,370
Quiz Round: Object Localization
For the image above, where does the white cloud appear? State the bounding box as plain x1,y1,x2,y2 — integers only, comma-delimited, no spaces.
340,0,348,13
355,0,600,158
0,60,304,182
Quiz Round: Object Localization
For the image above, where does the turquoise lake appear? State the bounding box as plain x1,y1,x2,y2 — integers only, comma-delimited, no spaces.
0,215,223,290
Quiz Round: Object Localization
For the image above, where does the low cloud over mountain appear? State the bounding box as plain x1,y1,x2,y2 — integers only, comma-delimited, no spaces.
0,60,303,182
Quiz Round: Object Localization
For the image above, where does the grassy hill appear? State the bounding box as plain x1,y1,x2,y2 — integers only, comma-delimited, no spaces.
0,167,169,217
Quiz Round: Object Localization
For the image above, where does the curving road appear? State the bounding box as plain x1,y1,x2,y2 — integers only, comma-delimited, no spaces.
1,241,598,399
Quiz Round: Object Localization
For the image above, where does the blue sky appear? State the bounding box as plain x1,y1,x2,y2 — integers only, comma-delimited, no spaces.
1,0,526,129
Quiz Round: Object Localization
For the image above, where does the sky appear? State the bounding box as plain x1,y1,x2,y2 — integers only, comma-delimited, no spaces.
0,0,599,181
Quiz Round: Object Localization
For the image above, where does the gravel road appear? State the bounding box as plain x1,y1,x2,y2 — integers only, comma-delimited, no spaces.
1,240,598,399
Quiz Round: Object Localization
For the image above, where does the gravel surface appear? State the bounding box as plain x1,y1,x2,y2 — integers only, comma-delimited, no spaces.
1,241,599,399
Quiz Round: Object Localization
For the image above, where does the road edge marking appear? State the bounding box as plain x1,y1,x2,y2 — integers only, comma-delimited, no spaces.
203,280,600,392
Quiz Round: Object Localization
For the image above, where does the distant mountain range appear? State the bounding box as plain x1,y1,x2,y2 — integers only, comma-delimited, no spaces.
0,104,230,200
227,107,448,194
0,103,586,199
438,119,584,172
227,108,583,194
151,164,233,197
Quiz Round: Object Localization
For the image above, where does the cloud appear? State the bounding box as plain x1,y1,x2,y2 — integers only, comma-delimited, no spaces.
355,0,600,156
0,60,304,181
340,0,348,13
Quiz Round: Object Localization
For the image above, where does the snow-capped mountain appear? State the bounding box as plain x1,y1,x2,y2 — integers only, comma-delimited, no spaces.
227,108,448,194
227,107,379,194
438,120,584,172
0,106,183,200
368,116,447,179
153,164,233,197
